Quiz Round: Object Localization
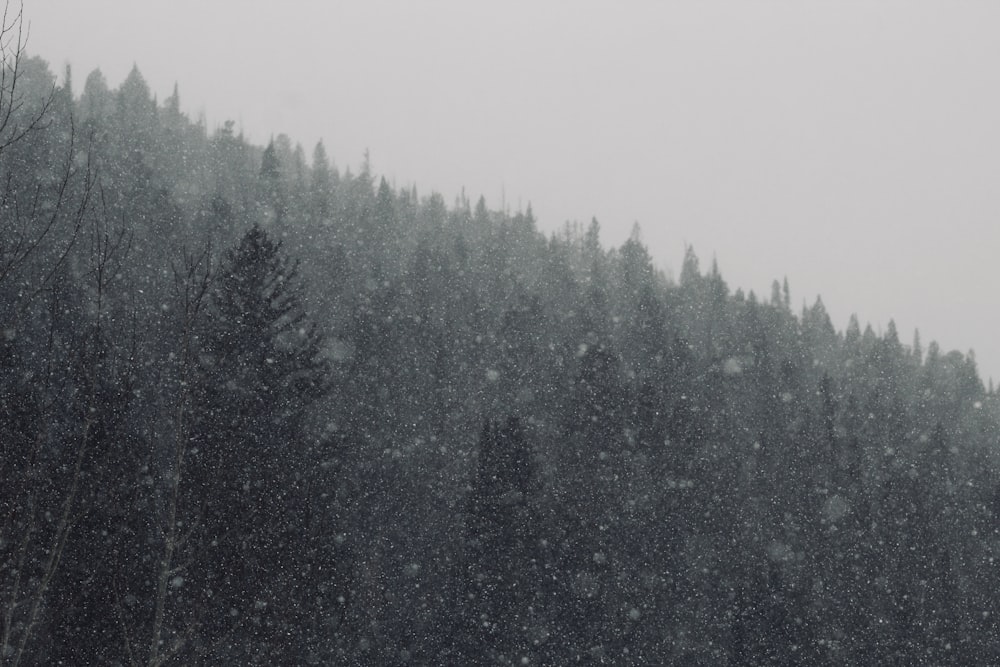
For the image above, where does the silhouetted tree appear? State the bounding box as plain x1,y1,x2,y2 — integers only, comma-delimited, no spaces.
181,225,331,662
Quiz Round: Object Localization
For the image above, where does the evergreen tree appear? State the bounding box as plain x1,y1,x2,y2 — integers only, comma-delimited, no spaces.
181,225,331,662
458,417,544,664
258,138,287,228
308,139,336,224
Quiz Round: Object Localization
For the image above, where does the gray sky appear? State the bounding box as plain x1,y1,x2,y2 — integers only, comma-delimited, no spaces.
24,1,1000,381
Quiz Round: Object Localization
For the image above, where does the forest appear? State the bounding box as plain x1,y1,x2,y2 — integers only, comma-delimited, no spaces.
2,16,1000,667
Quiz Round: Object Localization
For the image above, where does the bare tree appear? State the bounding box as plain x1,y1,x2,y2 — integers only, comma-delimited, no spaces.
0,0,87,309
0,187,131,665
143,245,212,667
0,0,53,159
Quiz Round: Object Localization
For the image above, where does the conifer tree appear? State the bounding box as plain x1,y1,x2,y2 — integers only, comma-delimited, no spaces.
181,225,331,662
258,139,287,227
459,417,543,664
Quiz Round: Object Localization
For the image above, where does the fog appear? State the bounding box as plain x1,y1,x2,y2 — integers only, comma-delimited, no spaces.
26,0,1000,378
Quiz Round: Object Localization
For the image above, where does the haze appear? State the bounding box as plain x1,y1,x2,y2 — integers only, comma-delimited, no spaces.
24,1,1000,380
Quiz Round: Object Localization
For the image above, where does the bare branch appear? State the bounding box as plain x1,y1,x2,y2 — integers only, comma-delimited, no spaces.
148,243,213,667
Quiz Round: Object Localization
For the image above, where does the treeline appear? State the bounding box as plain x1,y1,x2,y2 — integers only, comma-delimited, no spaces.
3,38,1000,666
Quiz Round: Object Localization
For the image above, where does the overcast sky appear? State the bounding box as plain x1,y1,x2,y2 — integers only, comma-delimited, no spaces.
23,1,1000,381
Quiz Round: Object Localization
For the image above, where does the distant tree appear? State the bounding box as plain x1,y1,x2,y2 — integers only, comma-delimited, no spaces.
209,120,256,223
372,176,396,261
679,244,700,288
78,67,112,132
617,229,667,368
258,138,287,228
115,64,155,141
308,139,336,224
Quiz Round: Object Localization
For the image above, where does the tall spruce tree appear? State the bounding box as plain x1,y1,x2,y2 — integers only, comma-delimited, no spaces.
458,417,544,664
181,225,331,662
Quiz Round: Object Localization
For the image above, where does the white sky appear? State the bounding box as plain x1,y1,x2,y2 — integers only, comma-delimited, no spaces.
23,1,1000,381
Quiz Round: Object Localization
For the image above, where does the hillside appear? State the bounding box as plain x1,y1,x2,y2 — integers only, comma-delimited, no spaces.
2,46,1000,665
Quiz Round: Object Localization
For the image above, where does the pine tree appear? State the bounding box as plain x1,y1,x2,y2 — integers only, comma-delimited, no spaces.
258,138,287,227
459,417,543,664
309,140,336,224
182,225,331,661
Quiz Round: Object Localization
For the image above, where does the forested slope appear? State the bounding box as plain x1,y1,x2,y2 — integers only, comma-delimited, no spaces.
2,47,1000,665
